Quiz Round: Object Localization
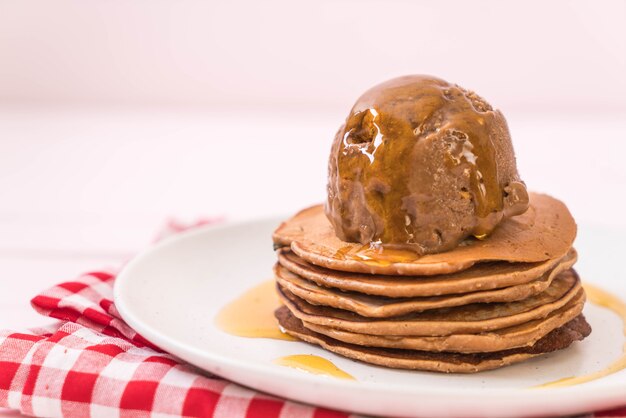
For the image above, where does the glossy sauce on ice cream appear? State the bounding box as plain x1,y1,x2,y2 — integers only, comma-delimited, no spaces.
326,75,529,255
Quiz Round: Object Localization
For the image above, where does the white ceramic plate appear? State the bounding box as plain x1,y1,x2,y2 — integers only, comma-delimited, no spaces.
114,218,626,418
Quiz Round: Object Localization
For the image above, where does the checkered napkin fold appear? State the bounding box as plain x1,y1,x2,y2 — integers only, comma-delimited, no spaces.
0,220,353,418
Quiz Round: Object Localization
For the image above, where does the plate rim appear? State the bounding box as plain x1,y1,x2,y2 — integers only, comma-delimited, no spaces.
113,217,626,415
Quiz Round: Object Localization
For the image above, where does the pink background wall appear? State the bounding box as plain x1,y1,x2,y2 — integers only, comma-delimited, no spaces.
1,0,625,113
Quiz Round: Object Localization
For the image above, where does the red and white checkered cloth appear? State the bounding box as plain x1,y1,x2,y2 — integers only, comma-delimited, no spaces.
0,220,353,418
0,220,625,418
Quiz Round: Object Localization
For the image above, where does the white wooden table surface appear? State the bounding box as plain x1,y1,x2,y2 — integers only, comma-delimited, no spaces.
1,106,625,416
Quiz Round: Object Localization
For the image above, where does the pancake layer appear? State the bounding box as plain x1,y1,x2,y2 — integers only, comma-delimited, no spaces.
276,249,577,298
277,269,583,336
274,250,577,317
276,307,591,373
273,193,576,276
271,193,590,373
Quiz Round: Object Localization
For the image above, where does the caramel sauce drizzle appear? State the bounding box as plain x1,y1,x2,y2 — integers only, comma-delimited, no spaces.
333,243,421,267
338,77,499,226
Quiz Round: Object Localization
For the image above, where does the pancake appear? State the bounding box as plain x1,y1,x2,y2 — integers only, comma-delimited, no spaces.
277,269,583,336
277,249,577,298
276,307,592,373
301,294,585,352
273,193,576,276
274,251,577,317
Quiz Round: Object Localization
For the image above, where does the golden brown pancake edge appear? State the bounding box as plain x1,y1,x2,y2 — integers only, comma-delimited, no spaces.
273,251,577,317
276,307,591,373
277,248,577,298
300,295,585,353
273,193,576,276
277,269,584,336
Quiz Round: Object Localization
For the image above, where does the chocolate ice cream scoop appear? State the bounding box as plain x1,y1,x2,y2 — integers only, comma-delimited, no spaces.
326,75,529,254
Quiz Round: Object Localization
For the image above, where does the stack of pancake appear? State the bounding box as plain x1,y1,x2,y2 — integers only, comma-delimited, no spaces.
272,193,591,373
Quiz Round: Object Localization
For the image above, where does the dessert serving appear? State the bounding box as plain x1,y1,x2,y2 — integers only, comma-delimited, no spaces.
271,75,591,373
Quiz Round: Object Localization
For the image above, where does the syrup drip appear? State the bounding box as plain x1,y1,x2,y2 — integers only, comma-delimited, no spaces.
536,283,626,388
274,354,355,380
215,280,295,341
333,244,420,267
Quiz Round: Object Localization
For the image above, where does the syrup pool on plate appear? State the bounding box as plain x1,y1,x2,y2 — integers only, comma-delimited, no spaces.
215,279,295,341
274,354,355,380
215,279,355,379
